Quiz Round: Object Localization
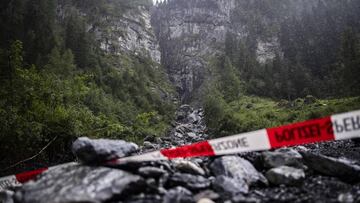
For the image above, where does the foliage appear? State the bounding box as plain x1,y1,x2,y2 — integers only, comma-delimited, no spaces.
205,95,360,137
0,0,175,172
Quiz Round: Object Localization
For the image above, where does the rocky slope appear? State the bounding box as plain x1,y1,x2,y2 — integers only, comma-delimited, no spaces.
1,106,360,203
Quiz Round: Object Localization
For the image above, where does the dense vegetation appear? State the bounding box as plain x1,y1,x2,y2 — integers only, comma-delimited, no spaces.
204,0,360,136
0,0,175,173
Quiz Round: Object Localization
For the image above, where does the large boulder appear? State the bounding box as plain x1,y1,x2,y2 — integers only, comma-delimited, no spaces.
262,148,304,169
265,166,305,186
210,156,268,187
15,164,145,203
301,151,360,182
72,137,138,163
0,190,14,203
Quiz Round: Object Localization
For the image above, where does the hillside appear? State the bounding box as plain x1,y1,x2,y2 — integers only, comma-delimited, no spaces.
0,0,176,172
0,0,360,202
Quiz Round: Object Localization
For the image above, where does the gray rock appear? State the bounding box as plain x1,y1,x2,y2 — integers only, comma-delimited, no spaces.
15,164,145,203
124,194,163,203
163,187,195,203
179,105,193,114
175,124,192,134
301,151,360,182
337,193,354,203
210,156,268,186
188,112,201,124
72,137,138,163
173,159,206,175
212,175,249,196
187,132,197,138
194,190,220,202
232,194,261,203
265,166,305,186
353,138,360,145
175,132,184,138
197,198,216,203
168,173,211,190
262,148,304,169
138,167,167,178
143,141,156,149
0,190,14,203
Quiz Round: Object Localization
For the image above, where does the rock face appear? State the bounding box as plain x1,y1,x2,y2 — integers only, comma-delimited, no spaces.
152,0,236,102
113,6,162,63
152,0,330,102
14,164,145,203
72,137,139,163
57,2,161,63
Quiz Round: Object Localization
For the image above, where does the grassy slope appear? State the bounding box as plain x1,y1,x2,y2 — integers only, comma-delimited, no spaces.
213,96,360,137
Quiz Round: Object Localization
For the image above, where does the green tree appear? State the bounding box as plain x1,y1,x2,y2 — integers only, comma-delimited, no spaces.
24,0,57,65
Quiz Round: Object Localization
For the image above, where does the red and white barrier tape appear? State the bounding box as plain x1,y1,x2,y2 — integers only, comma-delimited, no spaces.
111,110,360,162
0,163,77,192
1,110,359,191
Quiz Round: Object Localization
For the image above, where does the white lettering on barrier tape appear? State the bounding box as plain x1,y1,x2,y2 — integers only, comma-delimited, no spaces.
0,176,20,191
209,129,270,155
332,110,360,140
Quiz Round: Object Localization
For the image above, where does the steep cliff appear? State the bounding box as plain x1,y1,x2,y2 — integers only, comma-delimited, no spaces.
152,0,360,102
152,0,236,102
57,0,161,63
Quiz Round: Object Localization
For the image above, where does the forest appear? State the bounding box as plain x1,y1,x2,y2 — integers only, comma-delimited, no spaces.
0,0,175,172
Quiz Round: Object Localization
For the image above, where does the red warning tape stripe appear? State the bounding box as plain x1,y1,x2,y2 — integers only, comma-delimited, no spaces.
117,110,360,161
1,110,359,191
0,163,76,191
267,116,334,148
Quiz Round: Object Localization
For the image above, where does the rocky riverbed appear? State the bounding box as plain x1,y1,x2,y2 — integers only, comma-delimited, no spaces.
1,105,360,203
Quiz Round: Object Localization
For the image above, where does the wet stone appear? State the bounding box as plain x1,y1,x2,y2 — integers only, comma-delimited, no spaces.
168,173,211,190
262,148,304,169
301,151,360,182
194,190,220,202
338,193,354,203
0,190,14,203
138,166,167,178
212,175,249,196
142,141,156,149
266,166,305,186
173,159,206,175
196,198,216,203
163,186,195,203
123,194,163,203
72,137,138,163
232,194,261,203
210,156,268,187
15,164,145,203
